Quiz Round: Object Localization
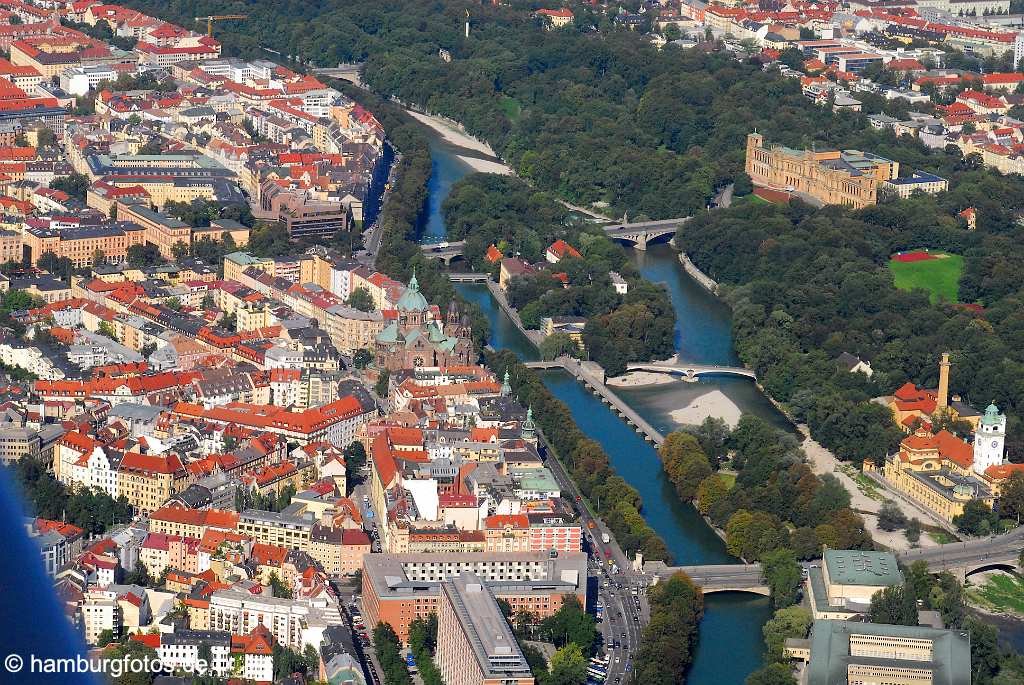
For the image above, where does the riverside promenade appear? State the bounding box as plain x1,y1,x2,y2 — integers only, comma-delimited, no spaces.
525,358,666,446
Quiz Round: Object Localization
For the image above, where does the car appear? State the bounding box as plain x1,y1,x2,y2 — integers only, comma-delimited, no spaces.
621,633,626,640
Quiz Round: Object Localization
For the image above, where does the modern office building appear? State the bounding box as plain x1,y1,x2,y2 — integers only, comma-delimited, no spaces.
437,573,535,685
806,549,905,620
361,551,587,641
787,619,971,685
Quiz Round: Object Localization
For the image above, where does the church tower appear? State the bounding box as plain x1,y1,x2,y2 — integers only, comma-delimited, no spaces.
973,402,1007,475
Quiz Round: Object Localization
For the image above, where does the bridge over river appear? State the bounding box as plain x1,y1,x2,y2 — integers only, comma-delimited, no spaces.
625,361,756,381
421,217,691,263
642,526,1024,596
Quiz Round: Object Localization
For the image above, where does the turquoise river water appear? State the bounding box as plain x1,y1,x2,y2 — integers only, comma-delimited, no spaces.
425,131,778,683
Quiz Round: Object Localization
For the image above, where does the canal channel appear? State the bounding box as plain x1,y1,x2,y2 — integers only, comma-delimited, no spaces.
421,129,775,683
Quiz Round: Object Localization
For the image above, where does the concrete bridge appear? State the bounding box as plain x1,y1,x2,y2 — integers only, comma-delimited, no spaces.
448,272,489,283
524,358,665,446
897,526,1024,580
420,241,466,265
625,362,757,381
602,217,689,250
644,562,769,596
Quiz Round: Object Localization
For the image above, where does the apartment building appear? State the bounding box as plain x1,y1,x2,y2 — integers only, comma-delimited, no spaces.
148,504,239,539
24,223,147,267
437,573,535,685
117,204,191,260
236,509,313,551
116,451,188,515
207,588,343,649
308,523,371,576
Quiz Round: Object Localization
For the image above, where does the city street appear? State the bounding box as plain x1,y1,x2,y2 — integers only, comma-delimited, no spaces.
538,432,650,684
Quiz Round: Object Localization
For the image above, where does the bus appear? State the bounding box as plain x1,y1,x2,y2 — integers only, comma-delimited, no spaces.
594,601,604,621
591,655,609,667
587,666,607,682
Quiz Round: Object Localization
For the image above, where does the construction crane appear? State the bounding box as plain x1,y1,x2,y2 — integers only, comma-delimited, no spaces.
195,15,247,38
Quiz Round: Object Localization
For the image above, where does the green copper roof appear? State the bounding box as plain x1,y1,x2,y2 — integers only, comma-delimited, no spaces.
395,272,428,312
823,549,903,587
982,402,1004,426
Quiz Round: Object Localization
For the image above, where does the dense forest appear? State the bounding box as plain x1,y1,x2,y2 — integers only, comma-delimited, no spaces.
676,187,1024,463
445,175,676,373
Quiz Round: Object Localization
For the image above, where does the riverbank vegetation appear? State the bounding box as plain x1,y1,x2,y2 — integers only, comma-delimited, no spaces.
662,417,871,566
446,174,676,374
486,349,670,562
675,188,1024,462
631,571,704,685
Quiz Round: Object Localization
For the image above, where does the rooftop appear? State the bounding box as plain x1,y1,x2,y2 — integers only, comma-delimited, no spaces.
444,572,532,679
823,549,903,587
807,619,971,685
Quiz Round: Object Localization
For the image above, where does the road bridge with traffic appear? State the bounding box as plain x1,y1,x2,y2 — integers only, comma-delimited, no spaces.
602,217,689,250
644,562,769,595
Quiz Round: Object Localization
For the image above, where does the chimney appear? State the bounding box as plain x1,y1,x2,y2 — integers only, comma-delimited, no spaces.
937,352,951,411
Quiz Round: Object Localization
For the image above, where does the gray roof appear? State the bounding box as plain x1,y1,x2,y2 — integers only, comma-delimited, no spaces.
807,619,971,685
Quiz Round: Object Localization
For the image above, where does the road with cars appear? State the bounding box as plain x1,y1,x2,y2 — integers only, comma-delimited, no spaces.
538,433,649,685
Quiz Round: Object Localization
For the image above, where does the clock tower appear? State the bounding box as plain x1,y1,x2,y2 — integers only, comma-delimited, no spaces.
973,402,1006,475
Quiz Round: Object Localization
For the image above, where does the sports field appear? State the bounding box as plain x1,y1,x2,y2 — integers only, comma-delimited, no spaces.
888,250,963,304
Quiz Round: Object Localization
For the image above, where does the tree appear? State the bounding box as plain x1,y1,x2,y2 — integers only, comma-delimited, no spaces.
49,172,90,201
36,128,57,148
953,499,999,536
746,663,797,685
877,500,907,531
98,321,117,339
124,561,151,587
96,629,117,647
538,596,596,653
696,474,729,514
762,605,812,661
905,517,921,544
547,643,588,685
631,572,703,684
126,243,163,267
761,548,802,608
374,370,390,398
540,332,580,361
348,287,375,312
733,172,753,197
344,441,367,488
268,571,291,599
658,431,712,501
869,584,919,626
92,248,107,267
998,472,1024,523
353,348,372,369
171,241,190,262
965,615,1001,685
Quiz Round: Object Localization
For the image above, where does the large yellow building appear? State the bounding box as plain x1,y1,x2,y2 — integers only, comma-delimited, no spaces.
879,428,994,522
116,452,189,515
745,133,898,208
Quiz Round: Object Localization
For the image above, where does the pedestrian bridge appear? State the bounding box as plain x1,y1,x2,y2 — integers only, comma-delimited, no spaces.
644,562,769,596
625,362,757,381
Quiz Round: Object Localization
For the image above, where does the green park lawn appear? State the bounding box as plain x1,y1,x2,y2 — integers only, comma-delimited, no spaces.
968,573,1024,614
888,253,963,304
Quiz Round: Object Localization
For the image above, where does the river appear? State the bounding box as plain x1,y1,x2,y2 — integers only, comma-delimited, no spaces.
422,130,775,682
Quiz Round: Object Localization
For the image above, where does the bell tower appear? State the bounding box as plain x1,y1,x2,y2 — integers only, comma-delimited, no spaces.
973,402,1006,475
